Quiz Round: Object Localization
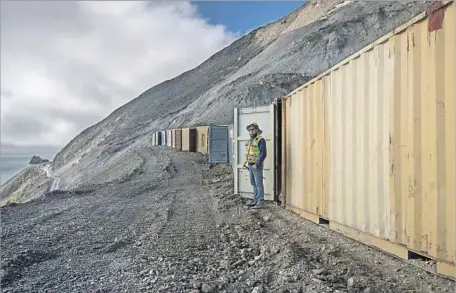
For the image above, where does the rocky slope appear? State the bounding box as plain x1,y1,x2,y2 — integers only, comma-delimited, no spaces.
49,0,435,178
1,1,437,204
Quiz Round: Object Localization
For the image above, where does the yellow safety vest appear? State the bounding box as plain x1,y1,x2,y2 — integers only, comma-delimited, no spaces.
245,136,262,164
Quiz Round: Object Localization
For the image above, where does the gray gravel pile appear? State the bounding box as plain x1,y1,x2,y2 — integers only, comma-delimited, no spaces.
2,147,453,293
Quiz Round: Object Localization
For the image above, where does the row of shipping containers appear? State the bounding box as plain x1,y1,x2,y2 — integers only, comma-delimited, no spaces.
151,125,234,164
150,2,454,278
230,1,455,279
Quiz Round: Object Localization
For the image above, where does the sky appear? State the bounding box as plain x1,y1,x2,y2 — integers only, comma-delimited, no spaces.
194,1,305,34
0,0,305,148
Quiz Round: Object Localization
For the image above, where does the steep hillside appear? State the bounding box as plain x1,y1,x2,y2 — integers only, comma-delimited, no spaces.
52,0,433,168
1,0,437,200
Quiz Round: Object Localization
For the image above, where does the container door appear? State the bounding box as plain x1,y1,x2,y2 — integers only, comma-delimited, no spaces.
234,105,275,201
182,128,189,151
209,126,228,163
167,130,172,147
189,128,197,152
171,130,175,148
274,99,282,201
176,129,182,150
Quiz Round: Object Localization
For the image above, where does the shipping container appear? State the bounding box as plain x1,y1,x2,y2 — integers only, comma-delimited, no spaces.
156,132,163,146
166,130,172,147
189,128,197,152
174,129,182,151
152,133,156,146
182,128,190,151
196,126,209,154
282,1,455,278
208,126,229,163
171,130,175,148
161,131,167,146
233,105,276,202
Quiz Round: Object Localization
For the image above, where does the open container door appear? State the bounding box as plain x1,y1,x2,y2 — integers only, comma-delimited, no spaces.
208,126,229,163
233,105,275,201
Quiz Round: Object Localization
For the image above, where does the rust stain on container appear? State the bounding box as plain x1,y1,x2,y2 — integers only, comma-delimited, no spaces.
428,2,446,32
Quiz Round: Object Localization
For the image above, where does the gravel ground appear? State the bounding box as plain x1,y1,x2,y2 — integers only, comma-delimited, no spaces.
1,147,454,293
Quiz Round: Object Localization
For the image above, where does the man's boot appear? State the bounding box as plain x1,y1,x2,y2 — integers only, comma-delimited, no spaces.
247,199,257,207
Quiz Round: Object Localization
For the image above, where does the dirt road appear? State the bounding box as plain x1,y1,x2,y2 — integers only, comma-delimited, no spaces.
1,147,454,293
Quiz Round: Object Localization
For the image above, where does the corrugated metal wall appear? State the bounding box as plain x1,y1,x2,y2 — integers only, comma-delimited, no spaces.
175,129,182,151
182,128,190,151
196,126,209,154
284,82,329,219
282,2,455,272
327,40,392,240
389,3,455,264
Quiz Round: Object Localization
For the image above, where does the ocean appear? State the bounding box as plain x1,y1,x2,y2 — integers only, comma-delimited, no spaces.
0,144,61,185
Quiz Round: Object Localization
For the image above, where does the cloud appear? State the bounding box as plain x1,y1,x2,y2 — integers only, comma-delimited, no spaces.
0,0,238,147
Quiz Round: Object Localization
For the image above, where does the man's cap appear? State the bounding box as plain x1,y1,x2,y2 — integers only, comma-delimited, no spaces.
246,122,263,135
246,122,259,131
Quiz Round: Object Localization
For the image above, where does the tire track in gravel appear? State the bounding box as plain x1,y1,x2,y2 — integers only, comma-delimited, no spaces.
151,150,220,259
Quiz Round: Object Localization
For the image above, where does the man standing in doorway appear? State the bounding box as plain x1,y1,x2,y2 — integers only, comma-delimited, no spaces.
244,122,267,209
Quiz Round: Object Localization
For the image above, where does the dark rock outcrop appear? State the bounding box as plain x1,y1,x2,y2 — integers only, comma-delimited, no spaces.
29,156,50,165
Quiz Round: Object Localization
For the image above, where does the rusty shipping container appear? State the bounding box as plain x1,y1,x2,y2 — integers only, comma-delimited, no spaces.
196,126,209,154
282,2,455,278
174,129,182,151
